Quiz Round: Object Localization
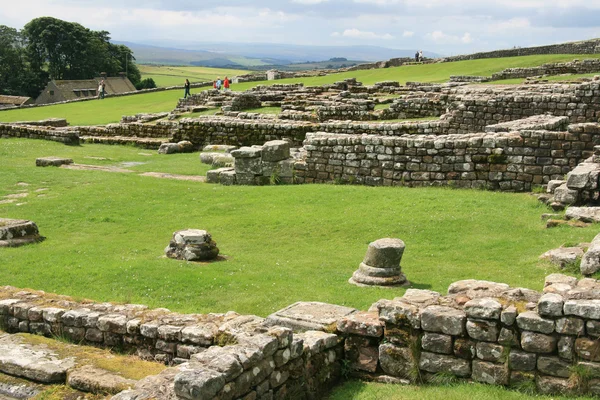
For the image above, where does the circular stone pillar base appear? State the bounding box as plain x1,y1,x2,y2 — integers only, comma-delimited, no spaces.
349,238,409,288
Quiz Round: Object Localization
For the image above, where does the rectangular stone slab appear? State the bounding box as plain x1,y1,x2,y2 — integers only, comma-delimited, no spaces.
0,339,75,383
264,301,357,332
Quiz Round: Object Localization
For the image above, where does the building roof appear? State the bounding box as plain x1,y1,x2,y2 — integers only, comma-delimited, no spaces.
0,95,32,106
40,76,137,103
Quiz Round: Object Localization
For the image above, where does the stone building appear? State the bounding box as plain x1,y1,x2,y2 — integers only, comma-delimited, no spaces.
35,74,136,105
0,95,33,109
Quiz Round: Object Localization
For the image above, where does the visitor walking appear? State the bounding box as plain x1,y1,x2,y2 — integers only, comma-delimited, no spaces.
216,77,222,90
97,80,104,100
184,79,191,98
101,80,106,99
418,50,423,62
415,51,419,62
223,76,230,91
213,80,217,89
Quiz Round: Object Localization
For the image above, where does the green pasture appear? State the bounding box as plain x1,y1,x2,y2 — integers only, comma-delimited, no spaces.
1,139,596,317
1,54,599,126
139,65,252,87
328,381,595,400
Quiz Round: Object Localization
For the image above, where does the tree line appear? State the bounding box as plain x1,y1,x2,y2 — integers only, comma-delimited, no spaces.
0,17,144,98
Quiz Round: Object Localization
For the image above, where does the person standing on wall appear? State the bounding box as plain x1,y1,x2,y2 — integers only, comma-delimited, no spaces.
184,79,191,98
223,76,230,91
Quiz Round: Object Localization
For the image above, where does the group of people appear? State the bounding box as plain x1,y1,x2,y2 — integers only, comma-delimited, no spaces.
414,50,424,62
97,79,106,99
183,76,231,99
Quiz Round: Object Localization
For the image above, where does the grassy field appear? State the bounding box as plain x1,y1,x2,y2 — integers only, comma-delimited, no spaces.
139,65,252,87
327,381,595,400
1,54,599,126
1,139,597,317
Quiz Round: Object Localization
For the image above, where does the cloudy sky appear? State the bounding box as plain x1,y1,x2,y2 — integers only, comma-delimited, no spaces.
1,0,600,55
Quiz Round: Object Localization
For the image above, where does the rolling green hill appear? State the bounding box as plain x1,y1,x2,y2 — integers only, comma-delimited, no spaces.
139,65,254,87
2,54,600,126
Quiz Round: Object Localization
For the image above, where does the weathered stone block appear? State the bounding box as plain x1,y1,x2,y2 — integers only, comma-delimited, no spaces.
516,311,554,334
476,342,505,362
472,360,508,385
466,319,499,342
174,368,226,400
555,317,584,335
418,352,471,377
521,331,557,354
564,299,600,319
538,293,564,317
421,333,452,354
421,306,465,336
464,298,502,320
453,338,476,360
379,343,414,379
509,350,536,371
537,356,571,378
262,140,291,162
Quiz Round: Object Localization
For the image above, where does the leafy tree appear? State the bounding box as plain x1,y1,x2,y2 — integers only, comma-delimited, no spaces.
0,25,46,98
135,78,157,90
20,17,141,93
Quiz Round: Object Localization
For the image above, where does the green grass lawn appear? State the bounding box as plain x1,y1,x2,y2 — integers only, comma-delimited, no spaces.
1,139,597,317
2,54,599,126
327,381,595,400
139,65,252,87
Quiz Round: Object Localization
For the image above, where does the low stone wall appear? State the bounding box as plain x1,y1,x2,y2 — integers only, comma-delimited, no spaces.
0,287,342,400
4,271,600,398
338,272,600,397
0,123,79,145
303,128,597,190
491,59,600,81
77,122,177,139
172,118,313,147
8,118,68,127
443,38,600,62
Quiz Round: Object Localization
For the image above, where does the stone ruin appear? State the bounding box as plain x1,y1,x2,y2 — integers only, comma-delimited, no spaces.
349,238,409,287
0,218,44,247
158,140,194,154
4,271,600,398
165,229,220,262
207,140,304,186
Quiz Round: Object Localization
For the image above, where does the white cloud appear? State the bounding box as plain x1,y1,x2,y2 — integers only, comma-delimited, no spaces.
426,30,473,45
291,0,329,4
488,17,531,33
403,30,415,37
332,28,394,39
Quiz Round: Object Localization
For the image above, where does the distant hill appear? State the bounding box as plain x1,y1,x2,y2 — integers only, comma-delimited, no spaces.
116,41,440,68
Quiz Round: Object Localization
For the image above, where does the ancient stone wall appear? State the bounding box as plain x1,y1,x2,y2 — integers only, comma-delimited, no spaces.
0,287,342,400
443,38,600,62
0,123,79,145
338,273,600,397
302,128,598,190
490,59,600,81
4,272,600,397
77,122,177,139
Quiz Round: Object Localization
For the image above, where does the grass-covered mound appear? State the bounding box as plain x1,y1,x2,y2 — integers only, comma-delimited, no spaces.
0,139,596,317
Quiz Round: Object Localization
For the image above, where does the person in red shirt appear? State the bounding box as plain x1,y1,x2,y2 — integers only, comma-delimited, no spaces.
213,80,217,89
224,76,230,91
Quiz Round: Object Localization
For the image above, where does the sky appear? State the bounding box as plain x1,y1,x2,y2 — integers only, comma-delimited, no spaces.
1,0,600,56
